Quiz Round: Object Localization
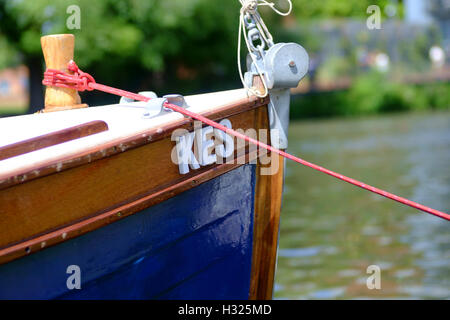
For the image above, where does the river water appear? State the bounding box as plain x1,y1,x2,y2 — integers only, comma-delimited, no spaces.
274,111,450,299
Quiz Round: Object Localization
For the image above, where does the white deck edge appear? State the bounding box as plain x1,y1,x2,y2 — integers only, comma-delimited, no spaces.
0,88,251,178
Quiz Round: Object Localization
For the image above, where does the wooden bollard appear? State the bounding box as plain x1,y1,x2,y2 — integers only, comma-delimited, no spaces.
41,34,88,112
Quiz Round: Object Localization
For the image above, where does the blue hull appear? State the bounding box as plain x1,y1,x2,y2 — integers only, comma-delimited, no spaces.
0,164,256,299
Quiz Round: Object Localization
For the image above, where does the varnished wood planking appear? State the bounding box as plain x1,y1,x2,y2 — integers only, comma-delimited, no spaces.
250,154,285,300
248,75,286,300
249,94,285,300
0,105,269,264
0,120,108,161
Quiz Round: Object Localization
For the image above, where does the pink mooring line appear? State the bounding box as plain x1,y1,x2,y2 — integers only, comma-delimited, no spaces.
43,62,450,221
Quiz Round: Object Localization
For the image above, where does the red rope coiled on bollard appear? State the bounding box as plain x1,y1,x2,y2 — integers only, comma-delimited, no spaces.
43,61,96,92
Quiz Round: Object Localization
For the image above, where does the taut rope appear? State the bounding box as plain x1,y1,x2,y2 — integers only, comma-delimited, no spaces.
42,62,450,221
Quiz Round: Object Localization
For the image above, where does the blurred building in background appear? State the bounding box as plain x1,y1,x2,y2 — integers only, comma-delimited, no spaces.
290,0,450,94
0,65,28,114
404,0,433,24
405,0,450,48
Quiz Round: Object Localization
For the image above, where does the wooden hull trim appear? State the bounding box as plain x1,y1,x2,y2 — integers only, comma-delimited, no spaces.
250,154,285,299
0,95,269,190
0,120,108,162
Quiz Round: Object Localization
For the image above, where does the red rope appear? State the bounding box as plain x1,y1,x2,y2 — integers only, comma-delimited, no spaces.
43,62,450,221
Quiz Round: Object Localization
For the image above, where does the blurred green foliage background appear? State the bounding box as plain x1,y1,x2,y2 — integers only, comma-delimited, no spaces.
291,75,450,118
0,0,449,115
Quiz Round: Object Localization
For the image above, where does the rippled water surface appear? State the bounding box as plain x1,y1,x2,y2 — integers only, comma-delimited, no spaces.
274,111,450,299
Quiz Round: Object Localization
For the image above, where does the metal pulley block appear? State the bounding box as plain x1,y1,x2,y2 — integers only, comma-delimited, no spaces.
244,42,309,149
264,42,309,90
245,42,309,90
